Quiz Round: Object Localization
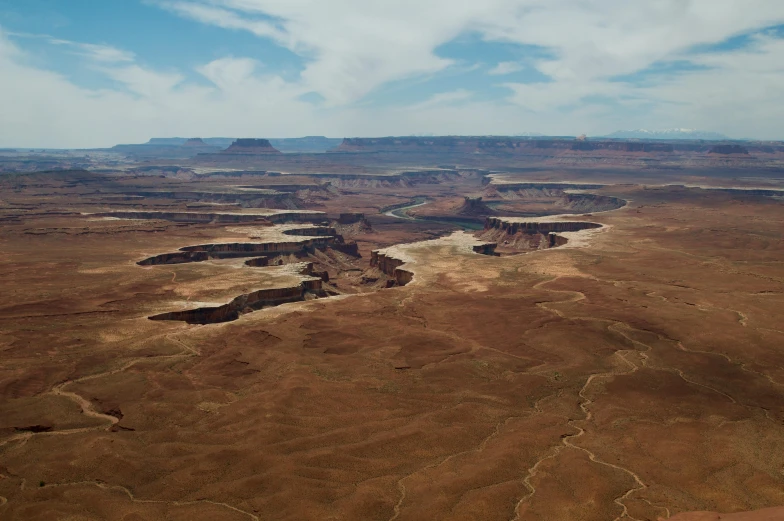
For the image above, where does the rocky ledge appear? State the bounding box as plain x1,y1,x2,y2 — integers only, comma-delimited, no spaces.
371,232,498,287
481,217,604,252
484,217,602,234
149,263,325,324
139,224,359,266
96,210,326,225
95,211,274,225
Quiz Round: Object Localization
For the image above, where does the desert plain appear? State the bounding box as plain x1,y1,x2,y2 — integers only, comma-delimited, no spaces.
1,136,783,520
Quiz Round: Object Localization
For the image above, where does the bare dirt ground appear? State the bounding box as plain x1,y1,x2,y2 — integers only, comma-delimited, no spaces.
1,157,783,520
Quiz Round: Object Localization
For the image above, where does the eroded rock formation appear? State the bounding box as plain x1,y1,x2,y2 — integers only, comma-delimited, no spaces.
709,144,750,155
138,226,360,266
244,257,269,267
370,251,414,287
480,217,599,252
221,139,282,155
182,138,208,147
138,251,209,266
484,217,602,234
149,264,325,324
371,235,497,287
337,213,365,224
95,211,274,225
457,197,494,217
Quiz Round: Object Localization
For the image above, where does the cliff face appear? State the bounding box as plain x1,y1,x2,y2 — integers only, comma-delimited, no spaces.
244,256,269,267
95,211,274,224
139,226,360,266
327,136,784,169
222,139,282,155
182,138,208,147
456,197,494,217
333,136,683,154
149,262,325,324
111,188,302,209
149,280,323,324
484,217,602,234
709,144,750,155
371,236,497,287
480,217,601,252
369,251,413,287
337,213,365,224
137,251,209,266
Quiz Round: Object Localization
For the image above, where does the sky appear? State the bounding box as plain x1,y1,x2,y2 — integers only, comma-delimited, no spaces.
1,0,784,148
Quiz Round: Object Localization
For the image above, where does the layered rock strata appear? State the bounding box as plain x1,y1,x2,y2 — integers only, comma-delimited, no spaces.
95,211,274,225
484,217,602,234
138,225,359,266
244,257,269,267
137,251,209,266
221,139,282,155
96,210,326,225
480,217,601,252
113,189,300,209
371,233,497,287
370,251,414,287
149,263,323,324
457,197,494,216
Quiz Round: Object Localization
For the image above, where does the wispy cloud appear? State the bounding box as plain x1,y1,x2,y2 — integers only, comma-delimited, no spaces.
488,61,524,75
406,89,473,110
7,31,136,63
49,39,136,63
3,3,784,146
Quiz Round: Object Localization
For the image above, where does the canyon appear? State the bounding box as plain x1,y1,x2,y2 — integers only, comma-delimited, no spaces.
0,137,783,521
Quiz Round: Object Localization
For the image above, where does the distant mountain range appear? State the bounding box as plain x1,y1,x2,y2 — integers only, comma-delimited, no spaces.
604,129,731,141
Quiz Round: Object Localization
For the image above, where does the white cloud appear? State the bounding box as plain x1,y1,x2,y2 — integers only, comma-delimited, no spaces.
49,39,136,63
4,2,784,146
0,28,320,147
406,89,473,111
159,0,477,105
104,65,184,98
156,1,784,129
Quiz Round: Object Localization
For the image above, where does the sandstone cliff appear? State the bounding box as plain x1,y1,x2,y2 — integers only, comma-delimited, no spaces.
149,263,325,324
456,197,495,217
484,217,602,234
182,138,209,147
221,138,283,155
95,211,274,225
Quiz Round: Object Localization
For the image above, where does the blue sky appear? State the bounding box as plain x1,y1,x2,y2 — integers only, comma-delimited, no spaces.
1,0,784,147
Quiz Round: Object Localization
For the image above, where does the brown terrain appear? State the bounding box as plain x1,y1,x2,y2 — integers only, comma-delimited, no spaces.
1,136,783,521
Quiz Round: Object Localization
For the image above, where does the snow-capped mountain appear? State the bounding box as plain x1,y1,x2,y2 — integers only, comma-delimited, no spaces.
605,129,730,140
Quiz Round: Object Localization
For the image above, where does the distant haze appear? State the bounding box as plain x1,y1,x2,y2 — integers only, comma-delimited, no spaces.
604,129,731,141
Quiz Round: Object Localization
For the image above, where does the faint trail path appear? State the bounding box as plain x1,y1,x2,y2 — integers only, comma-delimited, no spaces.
37,481,259,521
512,273,782,520
0,334,257,520
0,334,210,507
0,335,200,449
508,276,659,521
388,417,518,521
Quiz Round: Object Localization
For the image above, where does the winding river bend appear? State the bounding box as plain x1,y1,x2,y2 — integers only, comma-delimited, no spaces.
383,198,429,219
383,198,486,230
